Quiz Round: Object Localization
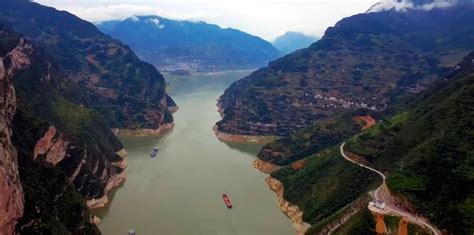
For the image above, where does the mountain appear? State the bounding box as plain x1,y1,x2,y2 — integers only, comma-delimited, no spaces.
0,1,182,233
345,52,474,234
0,0,176,133
97,16,282,72
273,31,319,54
367,0,474,12
216,4,474,138
265,52,474,234
1,23,102,234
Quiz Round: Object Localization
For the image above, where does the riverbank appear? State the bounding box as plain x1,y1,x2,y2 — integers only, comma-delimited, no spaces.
162,69,255,78
266,176,311,235
213,125,276,144
95,86,294,234
87,148,128,209
112,122,174,137
252,159,281,174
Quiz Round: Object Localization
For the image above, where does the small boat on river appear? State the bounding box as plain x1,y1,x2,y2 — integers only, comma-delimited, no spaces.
222,193,233,209
151,147,159,158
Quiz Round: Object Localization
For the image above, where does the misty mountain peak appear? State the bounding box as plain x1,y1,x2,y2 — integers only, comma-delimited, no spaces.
367,0,472,12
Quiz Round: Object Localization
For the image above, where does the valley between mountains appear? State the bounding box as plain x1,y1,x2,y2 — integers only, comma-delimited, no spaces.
0,0,473,234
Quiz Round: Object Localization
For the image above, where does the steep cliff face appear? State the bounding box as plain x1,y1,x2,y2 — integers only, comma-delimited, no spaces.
0,29,24,235
0,23,135,233
0,0,176,133
266,177,311,235
7,33,127,208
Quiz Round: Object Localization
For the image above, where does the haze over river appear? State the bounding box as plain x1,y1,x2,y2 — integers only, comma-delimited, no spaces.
95,71,294,235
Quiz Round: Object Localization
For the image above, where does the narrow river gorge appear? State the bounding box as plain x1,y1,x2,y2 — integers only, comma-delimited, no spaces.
94,71,294,235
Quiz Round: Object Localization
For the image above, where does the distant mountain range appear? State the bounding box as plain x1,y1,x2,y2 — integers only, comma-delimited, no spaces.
97,16,282,73
272,31,319,54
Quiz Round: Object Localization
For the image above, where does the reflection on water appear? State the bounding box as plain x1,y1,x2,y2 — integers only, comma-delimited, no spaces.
95,71,294,235
223,142,263,156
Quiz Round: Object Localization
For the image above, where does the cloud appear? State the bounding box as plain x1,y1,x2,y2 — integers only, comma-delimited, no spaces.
367,0,457,12
146,18,165,29
128,15,139,22
420,0,457,10
33,0,376,40
41,3,210,23
147,18,160,26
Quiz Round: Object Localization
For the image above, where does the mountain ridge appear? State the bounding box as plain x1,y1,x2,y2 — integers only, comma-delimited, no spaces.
0,0,176,133
266,52,474,234
97,15,282,73
216,5,474,137
273,31,319,54
0,23,106,234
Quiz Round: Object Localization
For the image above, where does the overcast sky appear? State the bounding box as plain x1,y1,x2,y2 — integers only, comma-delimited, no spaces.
34,0,378,41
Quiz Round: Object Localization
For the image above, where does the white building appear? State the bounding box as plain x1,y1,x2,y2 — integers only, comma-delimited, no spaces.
369,200,386,210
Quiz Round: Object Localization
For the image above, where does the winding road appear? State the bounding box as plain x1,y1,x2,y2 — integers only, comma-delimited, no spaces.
338,142,441,235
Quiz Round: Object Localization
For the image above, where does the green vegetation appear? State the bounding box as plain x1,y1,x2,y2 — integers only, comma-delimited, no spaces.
217,6,473,136
0,22,121,233
52,98,93,135
346,55,474,234
383,215,401,232
271,147,379,227
0,0,174,130
12,107,100,234
258,110,372,165
262,53,474,234
0,23,19,54
331,208,375,235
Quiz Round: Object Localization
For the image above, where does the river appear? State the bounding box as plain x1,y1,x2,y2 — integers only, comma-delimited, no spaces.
95,71,294,235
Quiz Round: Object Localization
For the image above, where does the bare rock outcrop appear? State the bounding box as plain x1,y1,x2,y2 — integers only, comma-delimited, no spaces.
253,159,281,174
112,122,174,137
266,176,311,235
213,125,276,144
33,126,70,166
0,41,25,235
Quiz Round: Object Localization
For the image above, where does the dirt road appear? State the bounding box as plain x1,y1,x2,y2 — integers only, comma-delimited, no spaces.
339,142,441,235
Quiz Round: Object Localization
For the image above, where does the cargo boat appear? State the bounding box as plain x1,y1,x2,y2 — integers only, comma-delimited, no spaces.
150,147,159,158
222,193,233,208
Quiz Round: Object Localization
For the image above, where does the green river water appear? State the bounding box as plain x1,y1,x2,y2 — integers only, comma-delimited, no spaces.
95,71,294,235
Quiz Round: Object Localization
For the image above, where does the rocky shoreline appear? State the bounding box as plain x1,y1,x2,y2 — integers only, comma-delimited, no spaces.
215,98,277,144
95,123,174,211
213,125,276,144
112,122,175,137
168,105,179,114
252,159,281,174
266,176,311,235
216,98,225,116
86,148,128,209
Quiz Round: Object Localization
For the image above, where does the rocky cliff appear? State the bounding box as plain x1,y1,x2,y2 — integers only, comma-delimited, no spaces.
0,29,24,235
0,0,176,133
266,177,311,235
0,22,135,233
7,30,127,208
